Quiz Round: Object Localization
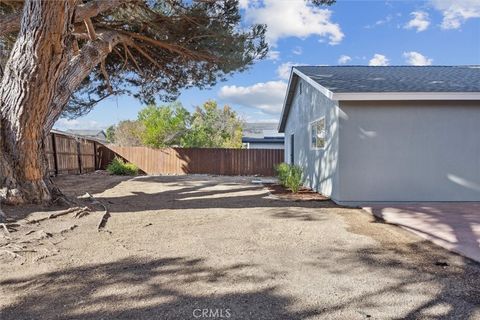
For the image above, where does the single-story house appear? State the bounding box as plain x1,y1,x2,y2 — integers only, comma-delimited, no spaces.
242,136,284,149
243,122,284,149
279,66,480,205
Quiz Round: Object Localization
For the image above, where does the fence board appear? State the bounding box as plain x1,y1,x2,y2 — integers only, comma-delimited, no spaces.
44,132,105,176
108,146,283,176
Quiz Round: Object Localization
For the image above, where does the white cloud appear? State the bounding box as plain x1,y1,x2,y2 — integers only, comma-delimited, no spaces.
368,54,389,66
218,81,287,114
276,62,301,80
404,11,430,32
238,0,250,9
338,55,352,65
292,46,303,55
266,50,280,61
403,51,433,66
243,0,344,46
365,14,393,29
54,118,104,130
430,0,480,29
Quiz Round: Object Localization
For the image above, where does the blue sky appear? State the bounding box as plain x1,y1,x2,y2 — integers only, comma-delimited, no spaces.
55,0,480,130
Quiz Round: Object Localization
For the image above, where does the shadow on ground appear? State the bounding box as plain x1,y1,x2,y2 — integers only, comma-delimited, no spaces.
1,175,480,319
97,175,340,213
0,257,319,320
370,204,480,263
326,209,480,319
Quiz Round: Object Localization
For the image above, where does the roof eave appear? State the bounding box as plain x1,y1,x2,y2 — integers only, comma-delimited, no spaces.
278,68,480,133
278,68,336,133
333,92,480,100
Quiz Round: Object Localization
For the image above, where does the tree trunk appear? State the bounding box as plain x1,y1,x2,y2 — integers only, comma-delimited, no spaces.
0,0,77,204
45,30,127,132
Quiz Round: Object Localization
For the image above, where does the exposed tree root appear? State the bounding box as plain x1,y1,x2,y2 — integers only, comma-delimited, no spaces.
79,192,111,231
0,223,10,235
73,210,90,218
26,206,90,224
97,210,110,231
50,188,80,207
0,249,22,259
60,225,78,235
95,197,110,231
0,208,6,223
0,189,110,264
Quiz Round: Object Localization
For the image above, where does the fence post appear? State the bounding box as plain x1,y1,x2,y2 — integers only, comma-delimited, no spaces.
77,141,82,174
93,141,98,170
51,133,59,175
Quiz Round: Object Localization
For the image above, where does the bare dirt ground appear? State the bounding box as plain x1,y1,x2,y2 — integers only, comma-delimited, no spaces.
1,174,479,320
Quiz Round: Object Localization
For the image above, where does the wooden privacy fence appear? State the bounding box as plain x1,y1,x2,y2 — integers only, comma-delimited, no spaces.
44,132,284,176
45,132,113,176
109,146,284,176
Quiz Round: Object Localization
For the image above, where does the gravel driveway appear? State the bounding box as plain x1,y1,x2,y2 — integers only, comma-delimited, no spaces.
1,174,479,319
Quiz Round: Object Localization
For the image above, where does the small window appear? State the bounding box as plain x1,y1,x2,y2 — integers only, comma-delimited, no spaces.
299,82,302,94
310,117,326,149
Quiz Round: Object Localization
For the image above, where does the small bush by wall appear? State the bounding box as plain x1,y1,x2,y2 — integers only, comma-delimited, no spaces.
275,163,290,185
275,162,303,193
106,157,139,176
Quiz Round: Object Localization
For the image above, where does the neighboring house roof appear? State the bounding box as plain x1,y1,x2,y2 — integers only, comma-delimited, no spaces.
279,66,480,132
67,129,106,136
51,129,106,142
66,129,107,141
243,122,284,139
50,129,105,142
242,136,284,144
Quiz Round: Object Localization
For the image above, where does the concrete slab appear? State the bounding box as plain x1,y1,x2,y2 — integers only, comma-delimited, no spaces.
363,203,480,262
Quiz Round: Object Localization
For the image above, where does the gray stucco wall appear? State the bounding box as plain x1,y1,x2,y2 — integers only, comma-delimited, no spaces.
337,100,480,203
284,78,340,198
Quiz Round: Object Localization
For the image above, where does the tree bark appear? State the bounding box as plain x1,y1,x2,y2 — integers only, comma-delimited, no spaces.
0,0,77,204
0,0,125,37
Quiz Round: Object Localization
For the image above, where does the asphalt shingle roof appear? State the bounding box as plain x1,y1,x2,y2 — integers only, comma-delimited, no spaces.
294,66,480,93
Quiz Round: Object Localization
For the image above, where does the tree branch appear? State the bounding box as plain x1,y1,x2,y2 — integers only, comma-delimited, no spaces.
100,59,113,94
84,17,97,40
0,0,127,36
118,30,217,62
44,30,128,132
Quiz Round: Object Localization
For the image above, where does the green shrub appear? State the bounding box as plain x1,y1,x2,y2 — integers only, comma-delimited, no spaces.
106,157,139,175
275,162,303,193
285,165,303,193
275,162,290,185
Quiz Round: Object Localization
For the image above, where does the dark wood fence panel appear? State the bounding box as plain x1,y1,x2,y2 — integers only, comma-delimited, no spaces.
108,146,284,176
96,144,116,170
79,139,96,173
44,132,103,176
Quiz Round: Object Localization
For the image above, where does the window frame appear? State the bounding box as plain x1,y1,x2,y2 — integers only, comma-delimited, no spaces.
309,116,326,150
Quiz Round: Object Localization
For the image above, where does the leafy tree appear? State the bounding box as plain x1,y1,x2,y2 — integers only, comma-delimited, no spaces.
113,120,144,147
137,102,190,148
105,125,116,143
182,101,243,148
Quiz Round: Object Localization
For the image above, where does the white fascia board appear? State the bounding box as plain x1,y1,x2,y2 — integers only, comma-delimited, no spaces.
292,69,480,101
278,69,296,133
334,92,480,101
292,68,335,100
